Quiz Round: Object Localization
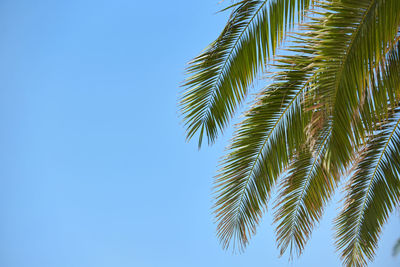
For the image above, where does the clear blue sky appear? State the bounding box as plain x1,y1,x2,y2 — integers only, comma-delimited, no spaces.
0,1,398,266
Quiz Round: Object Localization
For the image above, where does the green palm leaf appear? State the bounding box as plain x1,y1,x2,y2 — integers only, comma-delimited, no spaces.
361,38,400,132
181,0,314,147
333,35,400,267
274,128,334,257
312,0,400,172
272,6,400,258
336,113,400,266
181,0,400,265
214,51,313,250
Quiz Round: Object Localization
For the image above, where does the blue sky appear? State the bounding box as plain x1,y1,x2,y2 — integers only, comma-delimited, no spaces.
0,1,399,266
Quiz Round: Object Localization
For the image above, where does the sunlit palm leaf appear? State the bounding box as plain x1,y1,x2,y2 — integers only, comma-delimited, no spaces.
333,36,400,266
273,4,400,258
181,0,314,147
336,113,400,266
361,38,400,132
274,127,334,257
181,0,400,265
313,0,400,172
214,51,314,250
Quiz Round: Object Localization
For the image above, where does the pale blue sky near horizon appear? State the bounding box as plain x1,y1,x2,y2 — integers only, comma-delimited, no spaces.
0,1,399,266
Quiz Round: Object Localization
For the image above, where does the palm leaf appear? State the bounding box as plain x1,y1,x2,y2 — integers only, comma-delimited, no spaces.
270,0,399,256
311,0,400,172
333,35,400,267
181,0,400,264
214,50,314,251
361,37,400,133
181,0,314,147
335,113,400,266
274,127,334,257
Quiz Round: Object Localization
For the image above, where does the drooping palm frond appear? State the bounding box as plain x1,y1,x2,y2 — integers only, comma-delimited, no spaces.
181,0,400,265
333,36,400,267
211,0,400,260
272,4,400,258
214,50,314,251
274,127,334,257
213,0,400,255
361,38,400,132
312,0,400,172
181,0,314,147
335,112,400,267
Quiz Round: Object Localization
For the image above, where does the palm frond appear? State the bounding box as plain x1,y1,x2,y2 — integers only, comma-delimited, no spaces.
335,113,400,266
213,50,314,251
312,0,400,172
181,0,314,147
361,37,400,133
271,2,400,256
274,127,334,257
181,0,400,264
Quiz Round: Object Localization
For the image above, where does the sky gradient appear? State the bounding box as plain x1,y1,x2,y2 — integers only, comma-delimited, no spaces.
0,1,399,266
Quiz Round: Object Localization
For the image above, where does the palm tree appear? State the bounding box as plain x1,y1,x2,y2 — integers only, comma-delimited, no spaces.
180,0,400,266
